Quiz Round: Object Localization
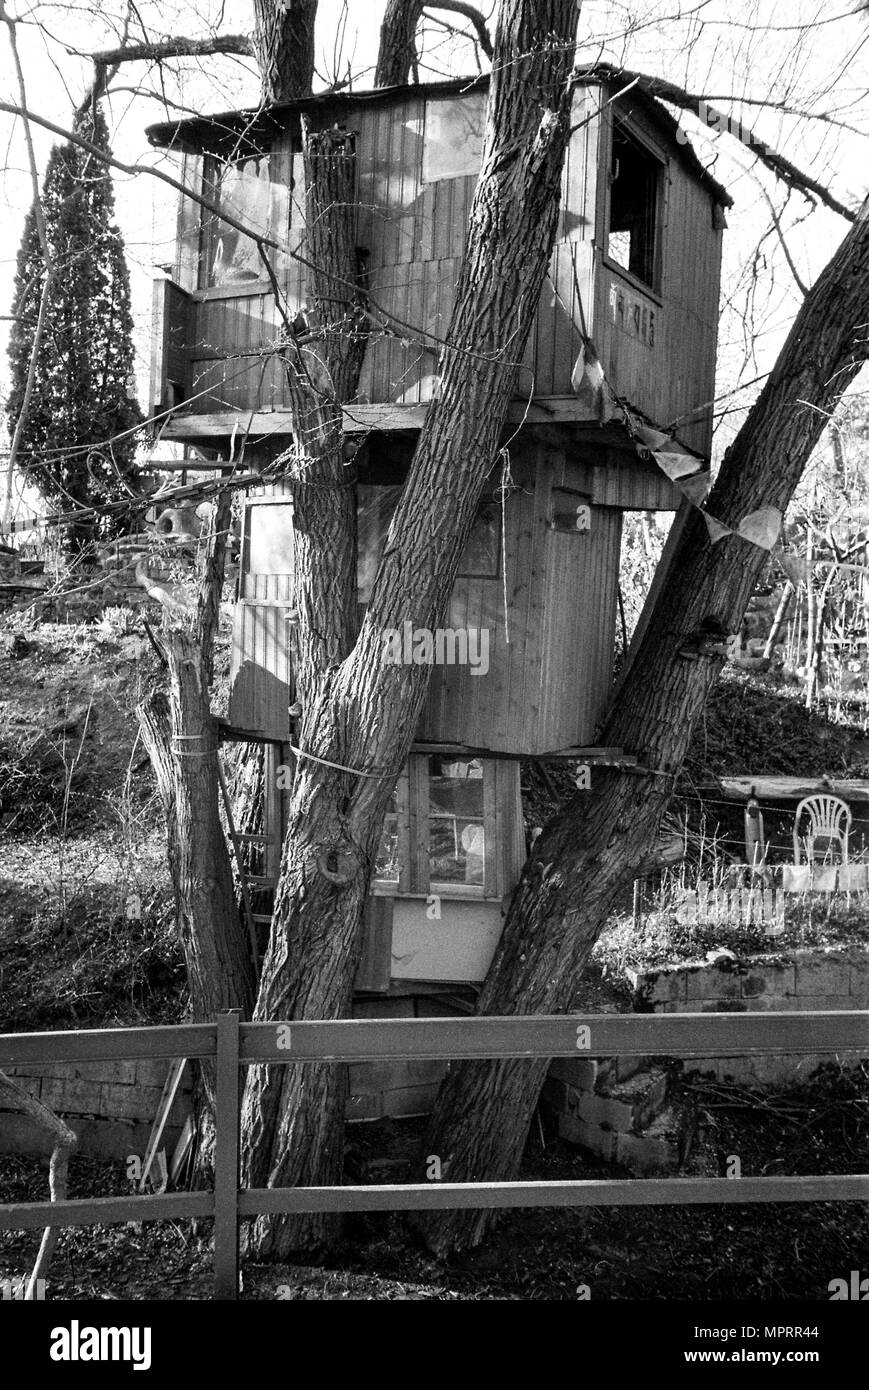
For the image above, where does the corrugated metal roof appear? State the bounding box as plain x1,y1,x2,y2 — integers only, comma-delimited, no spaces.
145,65,732,208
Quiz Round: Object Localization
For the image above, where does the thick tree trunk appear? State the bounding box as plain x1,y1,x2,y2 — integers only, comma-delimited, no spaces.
375,0,424,86
253,0,317,103
417,195,869,1255
239,0,580,1259
239,125,372,1256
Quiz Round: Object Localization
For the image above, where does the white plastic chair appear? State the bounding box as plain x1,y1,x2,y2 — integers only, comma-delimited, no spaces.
792,795,851,867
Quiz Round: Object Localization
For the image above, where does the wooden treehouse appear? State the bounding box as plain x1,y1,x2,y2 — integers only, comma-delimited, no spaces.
147,71,730,1115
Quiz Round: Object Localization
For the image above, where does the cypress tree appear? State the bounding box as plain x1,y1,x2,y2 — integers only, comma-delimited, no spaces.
6,104,143,547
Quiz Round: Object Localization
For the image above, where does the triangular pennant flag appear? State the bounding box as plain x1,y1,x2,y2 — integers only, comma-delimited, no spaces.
570,340,605,395
570,339,609,422
634,424,669,451
652,447,702,482
676,471,713,505
737,506,782,551
703,513,732,543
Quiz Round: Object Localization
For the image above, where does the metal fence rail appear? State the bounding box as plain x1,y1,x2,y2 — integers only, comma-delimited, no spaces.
1,1010,867,1299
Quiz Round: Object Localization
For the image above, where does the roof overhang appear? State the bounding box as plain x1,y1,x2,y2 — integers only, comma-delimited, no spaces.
146,65,731,209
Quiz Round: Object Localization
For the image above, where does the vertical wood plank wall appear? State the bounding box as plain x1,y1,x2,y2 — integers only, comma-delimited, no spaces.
593,99,723,457
229,445,620,752
172,81,723,447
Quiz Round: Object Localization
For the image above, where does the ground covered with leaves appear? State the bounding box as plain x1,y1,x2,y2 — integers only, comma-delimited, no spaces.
1,1067,866,1301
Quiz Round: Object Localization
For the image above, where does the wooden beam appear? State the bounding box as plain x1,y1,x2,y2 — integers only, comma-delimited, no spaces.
240,1010,869,1062
700,776,869,804
411,741,635,764
156,395,608,442
238,1173,869,1215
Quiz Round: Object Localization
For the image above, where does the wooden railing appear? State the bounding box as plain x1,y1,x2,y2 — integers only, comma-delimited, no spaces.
1,1010,867,1299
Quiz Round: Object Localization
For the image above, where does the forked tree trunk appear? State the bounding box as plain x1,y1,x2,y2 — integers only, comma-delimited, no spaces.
416,194,869,1255
239,0,580,1259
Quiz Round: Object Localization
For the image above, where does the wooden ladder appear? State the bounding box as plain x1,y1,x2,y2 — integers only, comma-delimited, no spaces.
227,830,281,964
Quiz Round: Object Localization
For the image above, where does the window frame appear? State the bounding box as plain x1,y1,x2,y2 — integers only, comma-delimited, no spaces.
197,148,295,296
603,116,667,300
372,754,502,901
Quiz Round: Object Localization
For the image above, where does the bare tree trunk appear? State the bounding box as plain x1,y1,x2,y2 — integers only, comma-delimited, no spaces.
253,0,317,103
376,0,424,86
239,0,580,1259
138,498,255,1113
763,580,793,659
417,193,869,1256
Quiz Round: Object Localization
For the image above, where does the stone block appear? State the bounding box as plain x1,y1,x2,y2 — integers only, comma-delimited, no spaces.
38,1077,103,1115
0,1111,178,1161
794,957,852,997
615,1054,648,1083
629,969,686,1006
99,1083,168,1122
1,1075,42,1101
577,1092,634,1133
557,1114,616,1160
850,963,869,996
615,1122,678,1175
134,1059,180,1088
548,1057,601,1090
741,966,796,998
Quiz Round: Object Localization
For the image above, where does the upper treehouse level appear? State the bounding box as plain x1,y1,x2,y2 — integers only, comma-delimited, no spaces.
147,68,731,464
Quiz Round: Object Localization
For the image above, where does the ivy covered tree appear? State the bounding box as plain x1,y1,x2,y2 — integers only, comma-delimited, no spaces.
6,104,142,547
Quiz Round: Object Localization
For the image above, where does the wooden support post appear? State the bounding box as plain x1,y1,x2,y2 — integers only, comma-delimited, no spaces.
213,1010,241,1300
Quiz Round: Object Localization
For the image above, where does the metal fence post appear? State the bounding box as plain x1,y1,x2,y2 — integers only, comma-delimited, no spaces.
214,1010,241,1300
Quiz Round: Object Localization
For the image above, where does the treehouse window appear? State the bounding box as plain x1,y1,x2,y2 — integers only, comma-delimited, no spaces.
422,93,487,182
607,126,662,289
201,154,290,288
428,757,485,888
244,502,295,576
373,757,497,897
374,787,401,883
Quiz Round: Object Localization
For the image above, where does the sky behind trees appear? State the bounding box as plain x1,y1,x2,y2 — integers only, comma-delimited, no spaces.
1,0,867,482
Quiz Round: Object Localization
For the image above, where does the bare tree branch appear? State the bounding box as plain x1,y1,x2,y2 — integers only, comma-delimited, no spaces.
592,65,858,223
91,34,254,66
427,2,493,58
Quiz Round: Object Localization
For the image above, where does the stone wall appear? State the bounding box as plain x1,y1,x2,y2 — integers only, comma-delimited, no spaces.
628,944,869,1085
542,945,868,1170
0,996,455,1159
0,1059,192,1162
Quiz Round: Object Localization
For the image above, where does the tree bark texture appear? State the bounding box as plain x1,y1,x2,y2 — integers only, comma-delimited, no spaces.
138,498,255,1110
375,0,424,86
239,0,581,1259
138,644,255,1103
417,195,869,1254
253,0,317,103
375,1,493,85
